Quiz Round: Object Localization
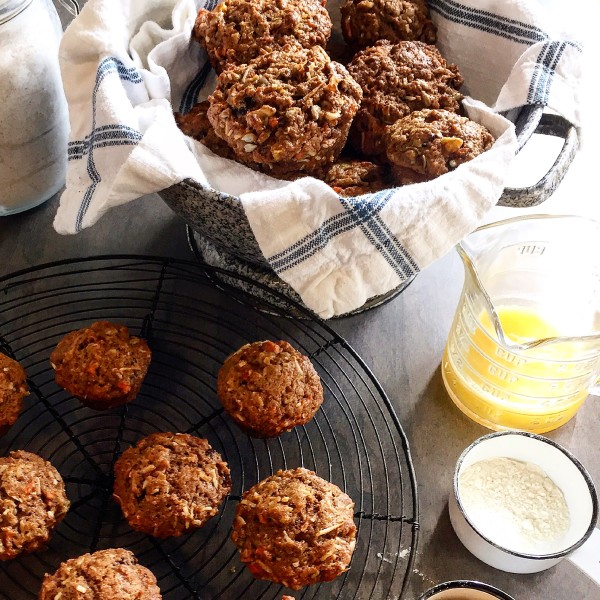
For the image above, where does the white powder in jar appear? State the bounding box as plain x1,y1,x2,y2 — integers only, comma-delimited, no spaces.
0,0,69,215
458,457,570,554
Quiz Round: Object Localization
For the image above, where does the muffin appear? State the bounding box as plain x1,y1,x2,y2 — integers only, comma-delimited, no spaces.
194,0,332,73
217,340,324,438
207,44,362,178
0,450,69,561
113,432,231,538
385,108,495,184
38,548,162,599
348,40,464,157
231,468,357,589
324,159,391,196
0,352,28,436
50,321,151,410
341,0,437,47
174,101,237,160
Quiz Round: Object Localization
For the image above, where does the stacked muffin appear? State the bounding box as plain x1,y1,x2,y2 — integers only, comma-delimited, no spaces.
176,0,495,195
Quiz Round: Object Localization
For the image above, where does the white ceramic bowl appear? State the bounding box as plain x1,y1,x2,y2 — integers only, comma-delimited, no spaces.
449,431,598,573
418,580,515,599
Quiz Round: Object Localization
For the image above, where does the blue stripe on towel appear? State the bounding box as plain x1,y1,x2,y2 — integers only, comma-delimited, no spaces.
269,191,392,271
68,125,142,159
269,190,419,281
74,57,143,232
179,60,212,114
429,0,547,44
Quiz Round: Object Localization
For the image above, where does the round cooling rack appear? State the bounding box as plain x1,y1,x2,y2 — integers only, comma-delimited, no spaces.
0,256,419,600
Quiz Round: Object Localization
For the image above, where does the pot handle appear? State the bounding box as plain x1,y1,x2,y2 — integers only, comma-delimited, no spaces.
497,110,579,208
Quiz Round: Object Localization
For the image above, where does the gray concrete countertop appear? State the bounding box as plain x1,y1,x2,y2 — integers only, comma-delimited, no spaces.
1,190,598,600
1,0,599,597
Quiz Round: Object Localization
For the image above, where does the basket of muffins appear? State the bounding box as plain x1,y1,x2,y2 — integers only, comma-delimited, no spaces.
157,0,577,316
1,325,360,597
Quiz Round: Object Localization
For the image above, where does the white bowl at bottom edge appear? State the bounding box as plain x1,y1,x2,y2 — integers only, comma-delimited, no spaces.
449,431,598,574
418,579,515,599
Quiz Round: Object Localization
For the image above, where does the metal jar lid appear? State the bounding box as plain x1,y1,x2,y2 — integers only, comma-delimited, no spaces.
0,0,33,25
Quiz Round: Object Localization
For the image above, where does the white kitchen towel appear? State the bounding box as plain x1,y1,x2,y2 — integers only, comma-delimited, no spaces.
54,0,582,318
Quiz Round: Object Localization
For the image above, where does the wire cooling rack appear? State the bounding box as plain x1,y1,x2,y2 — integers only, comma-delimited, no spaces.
0,256,419,600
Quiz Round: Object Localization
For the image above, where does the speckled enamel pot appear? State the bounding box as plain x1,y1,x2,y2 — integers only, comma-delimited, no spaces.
160,178,266,266
418,580,515,600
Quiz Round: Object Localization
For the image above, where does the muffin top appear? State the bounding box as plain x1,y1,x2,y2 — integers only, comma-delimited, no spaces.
217,340,324,437
113,432,231,538
50,321,151,410
385,108,495,182
208,45,362,177
341,0,437,47
194,0,332,72
39,548,162,600
349,40,464,126
0,352,28,434
0,450,69,561
231,467,356,589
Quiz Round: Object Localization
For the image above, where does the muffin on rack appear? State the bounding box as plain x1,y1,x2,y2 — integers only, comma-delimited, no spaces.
217,340,324,438
347,40,464,157
231,468,357,589
113,432,231,538
341,0,437,48
385,108,495,184
0,352,28,436
0,450,69,561
207,44,362,178
38,548,162,599
50,321,151,410
193,0,332,73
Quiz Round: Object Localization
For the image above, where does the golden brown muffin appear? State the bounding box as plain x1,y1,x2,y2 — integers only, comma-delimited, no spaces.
217,340,324,438
113,432,231,538
385,108,495,184
38,548,162,599
174,101,237,160
194,0,332,73
231,468,357,590
207,44,362,179
50,321,151,410
324,159,391,196
0,352,28,436
341,0,437,47
0,450,69,561
347,40,464,158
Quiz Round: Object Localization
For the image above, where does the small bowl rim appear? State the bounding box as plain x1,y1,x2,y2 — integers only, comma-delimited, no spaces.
453,430,599,560
418,579,515,599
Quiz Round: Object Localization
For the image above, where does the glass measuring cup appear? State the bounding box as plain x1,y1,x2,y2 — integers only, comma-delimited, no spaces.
442,214,600,433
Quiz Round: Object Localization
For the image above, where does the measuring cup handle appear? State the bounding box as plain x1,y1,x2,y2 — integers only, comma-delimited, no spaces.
497,110,579,208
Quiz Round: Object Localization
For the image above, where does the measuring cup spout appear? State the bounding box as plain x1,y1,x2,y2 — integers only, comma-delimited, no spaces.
445,214,600,433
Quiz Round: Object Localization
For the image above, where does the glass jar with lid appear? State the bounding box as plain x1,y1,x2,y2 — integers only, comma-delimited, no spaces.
0,0,71,215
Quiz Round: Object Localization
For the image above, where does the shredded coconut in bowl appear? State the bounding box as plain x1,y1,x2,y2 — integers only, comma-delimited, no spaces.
458,457,570,555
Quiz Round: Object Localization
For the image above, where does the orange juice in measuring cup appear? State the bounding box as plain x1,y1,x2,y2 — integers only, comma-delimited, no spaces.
442,214,600,433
